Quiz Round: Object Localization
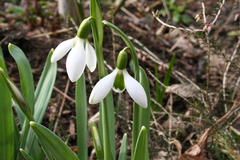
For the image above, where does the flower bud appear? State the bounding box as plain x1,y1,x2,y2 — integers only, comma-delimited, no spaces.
116,48,128,70
77,17,94,39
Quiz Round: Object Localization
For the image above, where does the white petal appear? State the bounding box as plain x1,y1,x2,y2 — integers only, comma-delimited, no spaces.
123,70,148,108
89,69,118,104
85,41,97,72
66,39,86,82
51,38,75,62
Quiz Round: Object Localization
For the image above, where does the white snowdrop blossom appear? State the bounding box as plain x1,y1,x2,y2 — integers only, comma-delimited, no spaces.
51,37,97,82
89,68,148,108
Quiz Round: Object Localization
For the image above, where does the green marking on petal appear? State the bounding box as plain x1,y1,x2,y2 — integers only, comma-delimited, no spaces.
113,70,125,92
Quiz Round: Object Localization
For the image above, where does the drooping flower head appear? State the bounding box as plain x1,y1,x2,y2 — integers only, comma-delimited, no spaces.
51,17,96,82
89,49,148,108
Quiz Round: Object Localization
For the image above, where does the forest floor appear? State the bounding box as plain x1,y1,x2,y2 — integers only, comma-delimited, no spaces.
0,0,240,159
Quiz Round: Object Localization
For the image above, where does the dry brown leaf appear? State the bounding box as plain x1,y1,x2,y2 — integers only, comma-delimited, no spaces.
209,54,226,74
170,36,194,53
181,128,211,160
166,84,202,99
169,139,182,158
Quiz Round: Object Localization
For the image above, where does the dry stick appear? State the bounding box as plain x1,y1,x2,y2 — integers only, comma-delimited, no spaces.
201,2,207,24
202,1,211,89
223,38,240,112
130,32,207,96
53,80,70,132
54,86,76,103
162,0,171,19
152,11,204,33
167,94,173,159
27,27,74,39
210,0,226,27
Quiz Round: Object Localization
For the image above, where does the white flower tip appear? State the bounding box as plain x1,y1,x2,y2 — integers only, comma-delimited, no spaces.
138,96,148,108
86,42,97,72
51,38,75,63
123,70,148,109
68,74,78,82
88,65,96,73
88,95,97,104
51,53,57,63
88,69,118,105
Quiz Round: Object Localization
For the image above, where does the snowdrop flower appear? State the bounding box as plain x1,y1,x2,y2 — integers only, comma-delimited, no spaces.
89,49,148,108
51,17,96,82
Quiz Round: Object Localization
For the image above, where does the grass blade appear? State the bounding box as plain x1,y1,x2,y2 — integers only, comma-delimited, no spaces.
0,47,15,160
158,54,176,105
118,133,128,160
30,121,79,160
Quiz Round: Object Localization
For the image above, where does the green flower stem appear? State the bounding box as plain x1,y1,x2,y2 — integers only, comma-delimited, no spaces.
102,20,141,156
76,74,88,160
102,21,139,80
92,20,115,159
91,1,116,159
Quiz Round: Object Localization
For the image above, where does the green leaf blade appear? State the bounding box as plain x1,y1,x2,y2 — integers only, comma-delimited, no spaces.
8,43,35,110
118,133,128,160
0,47,15,160
132,126,147,160
19,148,34,160
30,121,79,160
26,49,57,160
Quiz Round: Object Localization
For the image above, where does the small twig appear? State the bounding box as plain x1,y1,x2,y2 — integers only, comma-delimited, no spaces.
26,27,74,39
53,80,70,132
210,0,226,26
152,11,204,33
201,2,207,24
53,87,76,103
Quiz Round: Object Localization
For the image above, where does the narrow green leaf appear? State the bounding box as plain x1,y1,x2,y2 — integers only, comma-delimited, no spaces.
0,47,7,71
0,47,15,160
8,43,35,152
19,148,34,160
25,50,57,160
137,68,150,160
8,43,35,110
118,133,128,160
90,123,103,160
0,69,33,121
158,54,176,105
29,121,79,160
76,75,88,160
132,126,147,160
